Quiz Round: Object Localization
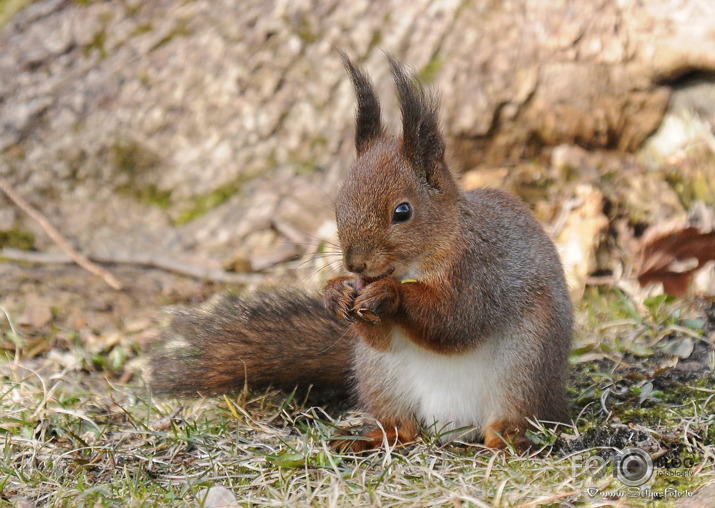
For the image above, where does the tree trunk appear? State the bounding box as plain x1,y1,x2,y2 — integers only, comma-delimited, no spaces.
1,0,714,271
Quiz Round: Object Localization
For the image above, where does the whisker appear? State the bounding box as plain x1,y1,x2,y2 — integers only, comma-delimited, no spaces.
273,238,341,251
296,259,345,286
296,178,339,215
294,254,342,270
270,217,341,251
314,259,344,273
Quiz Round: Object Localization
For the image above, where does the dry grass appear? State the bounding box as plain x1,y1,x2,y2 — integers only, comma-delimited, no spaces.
1,289,714,507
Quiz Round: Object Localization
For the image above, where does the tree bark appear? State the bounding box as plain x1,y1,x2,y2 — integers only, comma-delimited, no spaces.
1,0,714,268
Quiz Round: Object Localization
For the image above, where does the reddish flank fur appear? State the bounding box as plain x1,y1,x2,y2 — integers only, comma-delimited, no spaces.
149,54,573,453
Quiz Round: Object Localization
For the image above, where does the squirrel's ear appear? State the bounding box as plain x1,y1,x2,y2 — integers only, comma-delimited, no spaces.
387,55,446,189
339,52,383,156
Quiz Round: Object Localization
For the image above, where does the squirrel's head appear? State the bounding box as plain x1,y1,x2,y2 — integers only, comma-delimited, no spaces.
335,54,462,282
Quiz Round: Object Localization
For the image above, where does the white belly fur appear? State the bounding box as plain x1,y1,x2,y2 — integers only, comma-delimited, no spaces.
383,329,503,441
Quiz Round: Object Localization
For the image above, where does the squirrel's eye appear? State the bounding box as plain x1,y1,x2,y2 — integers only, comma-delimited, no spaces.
392,202,413,223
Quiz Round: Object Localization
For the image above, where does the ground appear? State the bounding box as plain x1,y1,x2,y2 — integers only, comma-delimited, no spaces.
0,262,713,507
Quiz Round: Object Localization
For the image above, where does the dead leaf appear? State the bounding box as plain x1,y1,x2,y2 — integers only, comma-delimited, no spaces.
17,297,53,330
692,261,715,295
637,381,663,405
553,184,609,300
637,226,715,296
627,342,654,358
660,337,695,359
152,406,183,432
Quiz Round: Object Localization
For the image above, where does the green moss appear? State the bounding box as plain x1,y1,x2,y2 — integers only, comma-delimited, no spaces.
615,404,672,428
0,227,35,250
2,143,26,161
130,22,153,37
289,146,323,175
124,2,142,17
258,151,277,174
418,54,442,84
294,161,318,175
367,29,382,54
295,16,316,45
664,165,715,209
110,138,171,208
83,29,107,59
0,0,35,28
311,135,328,148
117,182,171,209
111,138,160,176
150,19,190,51
137,70,151,88
649,456,709,501
579,286,642,326
173,178,246,225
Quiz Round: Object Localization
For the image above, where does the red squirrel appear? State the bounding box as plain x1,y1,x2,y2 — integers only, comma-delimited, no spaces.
149,54,572,452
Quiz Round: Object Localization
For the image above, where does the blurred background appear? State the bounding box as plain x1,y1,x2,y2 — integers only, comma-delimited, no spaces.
0,0,714,344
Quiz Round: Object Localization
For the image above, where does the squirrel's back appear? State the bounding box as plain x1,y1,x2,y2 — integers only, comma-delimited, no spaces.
461,187,571,317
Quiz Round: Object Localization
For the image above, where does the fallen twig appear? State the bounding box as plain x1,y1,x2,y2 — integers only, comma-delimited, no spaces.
0,177,123,290
0,247,272,285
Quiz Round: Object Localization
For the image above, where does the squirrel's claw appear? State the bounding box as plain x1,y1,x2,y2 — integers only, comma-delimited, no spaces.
355,308,380,323
322,275,359,324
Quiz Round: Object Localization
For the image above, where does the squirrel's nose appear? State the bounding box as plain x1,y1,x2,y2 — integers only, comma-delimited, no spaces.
347,261,366,274
344,247,369,274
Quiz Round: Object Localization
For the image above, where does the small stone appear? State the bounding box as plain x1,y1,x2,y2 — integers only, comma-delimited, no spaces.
196,486,238,508
17,298,53,330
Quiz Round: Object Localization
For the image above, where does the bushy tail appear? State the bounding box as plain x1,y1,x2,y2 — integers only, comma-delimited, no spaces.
148,290,355,398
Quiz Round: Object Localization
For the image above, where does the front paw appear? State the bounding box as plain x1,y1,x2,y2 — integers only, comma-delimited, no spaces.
323,276,358,322
352,278,400,324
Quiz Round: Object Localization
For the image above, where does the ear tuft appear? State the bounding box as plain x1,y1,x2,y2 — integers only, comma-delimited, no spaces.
386,54,446,187
339,51,383,156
